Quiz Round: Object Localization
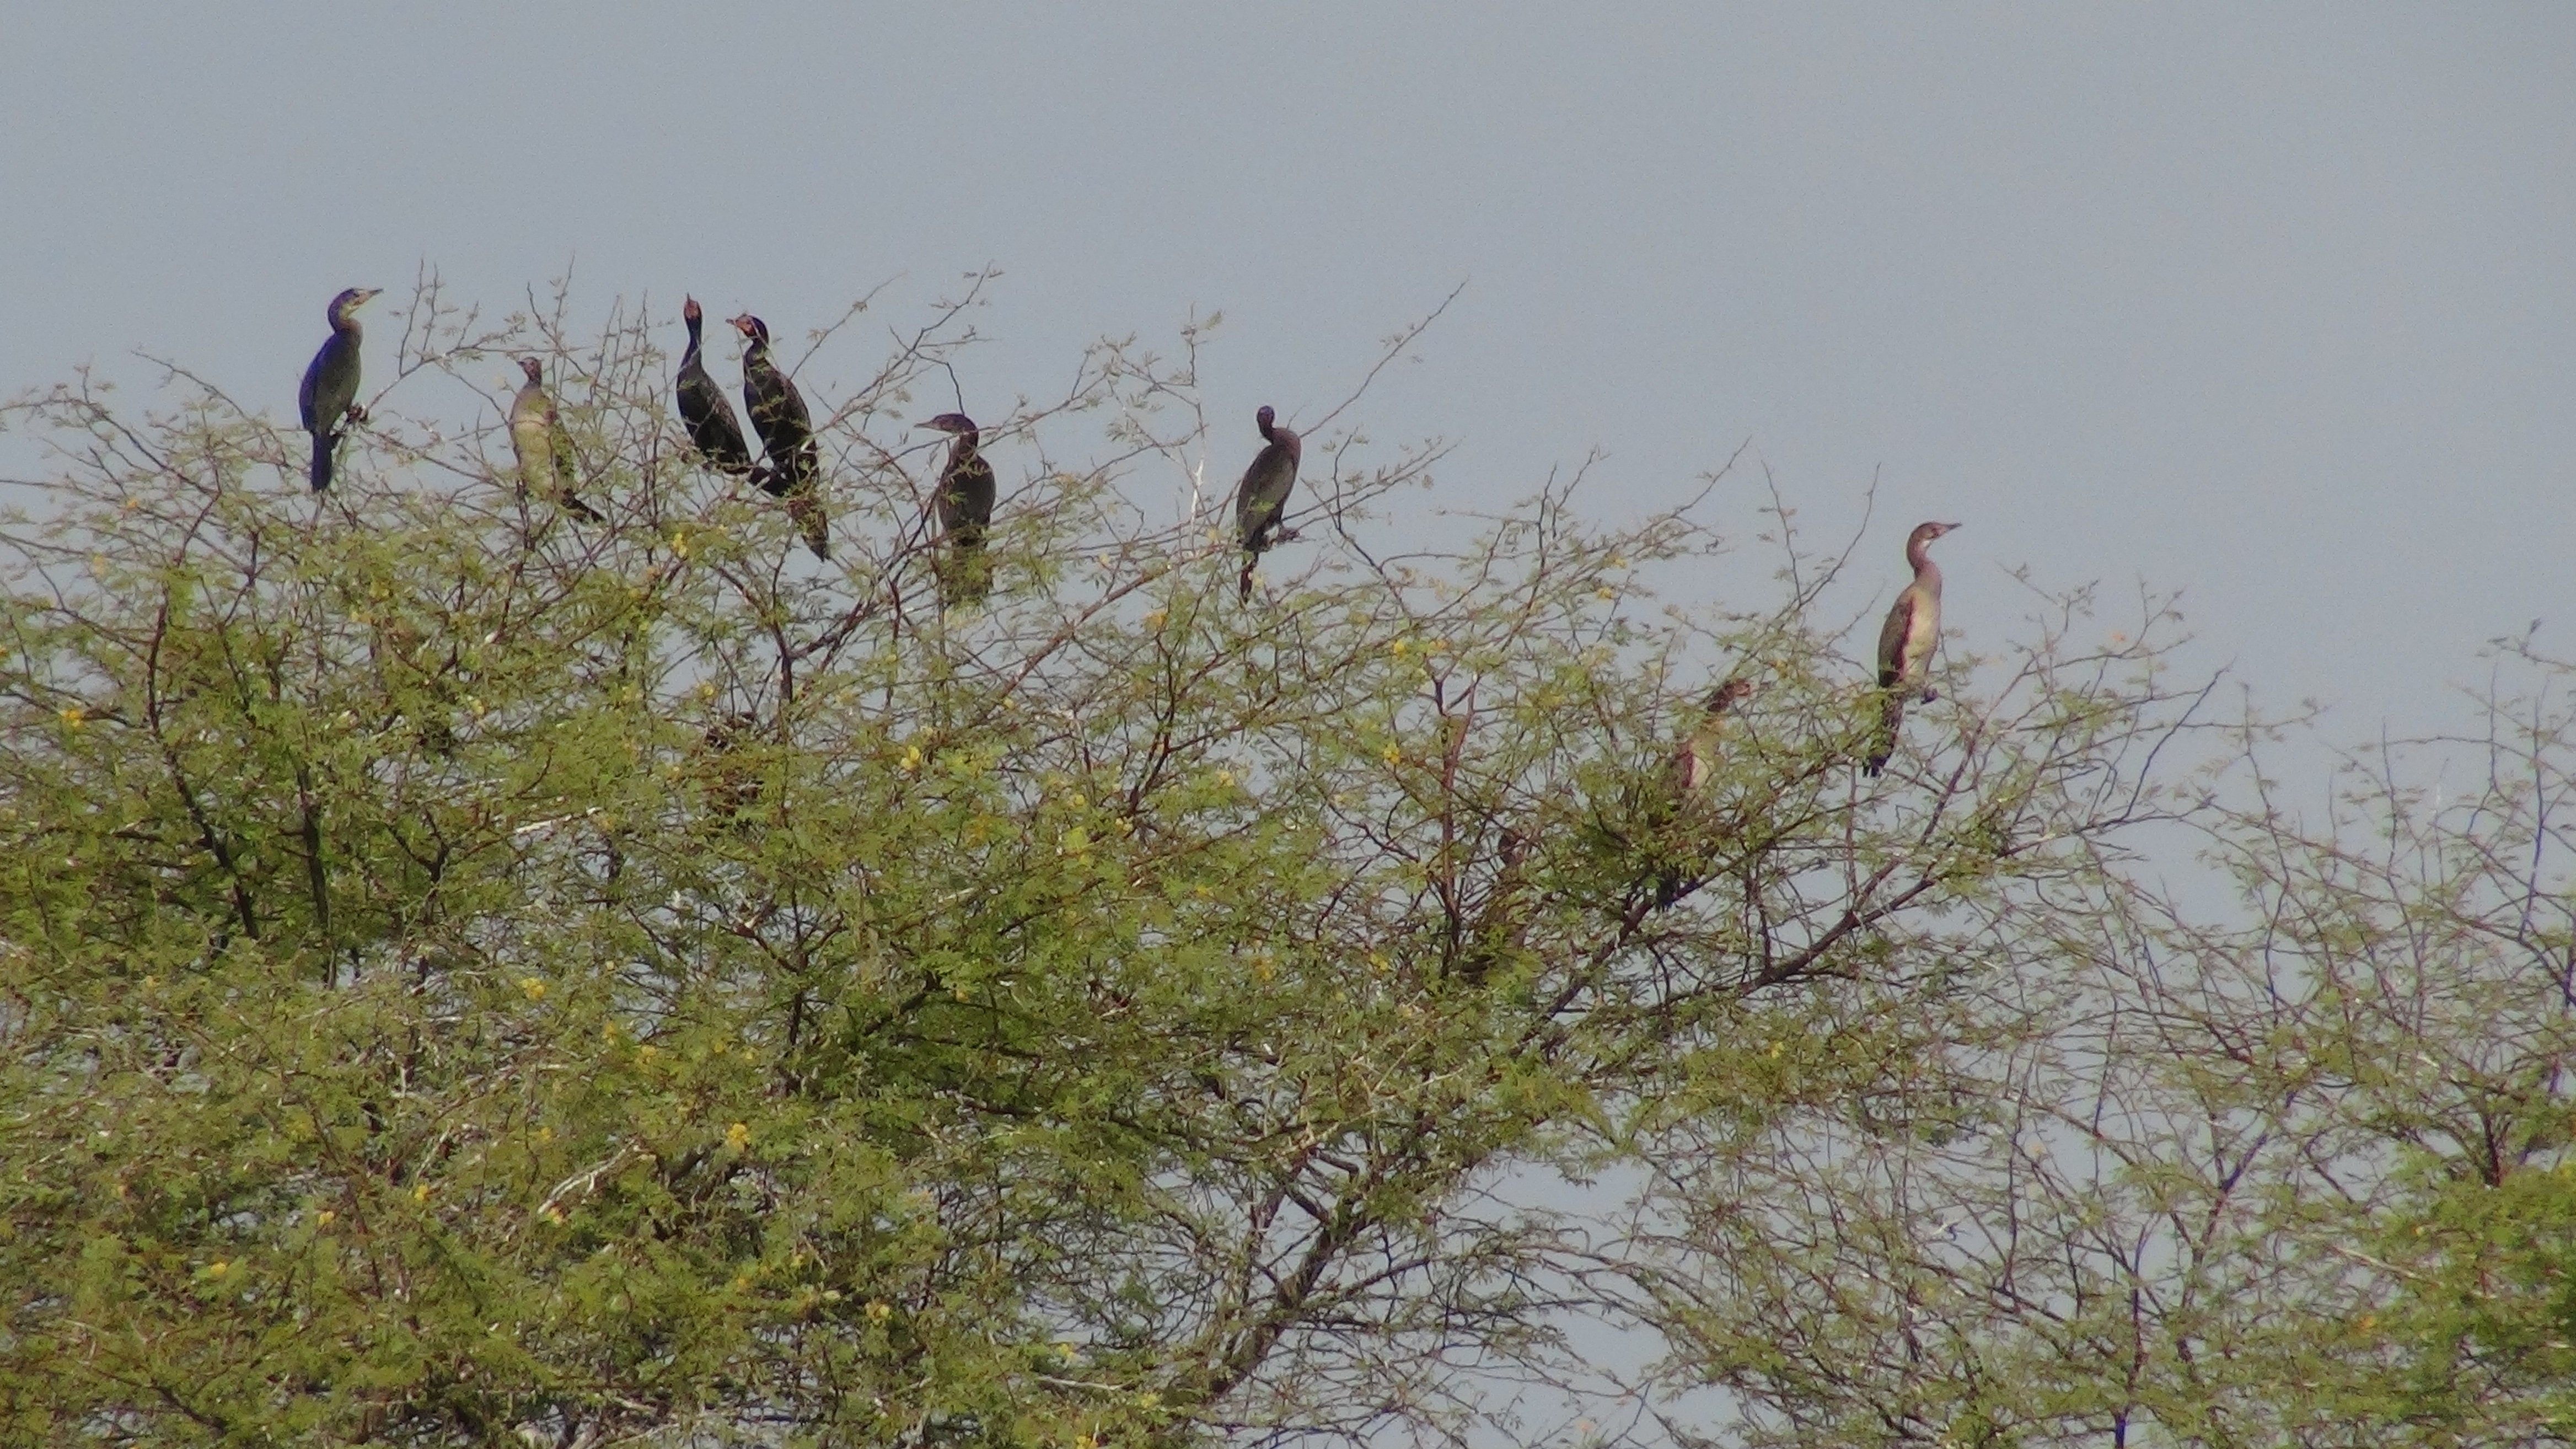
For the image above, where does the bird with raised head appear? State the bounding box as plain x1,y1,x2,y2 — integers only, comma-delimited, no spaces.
1233,404,1300,600
1670,677,1757,798
731,313,828,560
677,297,756,484
917,412,997,607
299,287,379,492
1865,520,1960,777
508,358,603,523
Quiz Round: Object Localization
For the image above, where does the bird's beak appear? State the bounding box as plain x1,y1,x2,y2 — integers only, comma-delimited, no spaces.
358,288,382,305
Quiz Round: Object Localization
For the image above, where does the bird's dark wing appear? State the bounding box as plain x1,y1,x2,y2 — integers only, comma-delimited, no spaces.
678,367,754,474
1876,591,1918,690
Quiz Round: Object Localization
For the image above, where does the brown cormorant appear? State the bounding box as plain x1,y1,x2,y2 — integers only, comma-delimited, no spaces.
1866,521,1960,776
508,358,603,522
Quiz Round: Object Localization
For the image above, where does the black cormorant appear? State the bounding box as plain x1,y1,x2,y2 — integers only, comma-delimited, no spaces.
731,313,828,560
1233,404,1300,600
299,287,379,492
917,412,996,605
677,297,757,482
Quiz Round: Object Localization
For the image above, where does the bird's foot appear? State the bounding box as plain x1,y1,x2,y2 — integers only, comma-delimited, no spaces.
345,403,369,426
1275,527,1303,544
1920,688,1940,704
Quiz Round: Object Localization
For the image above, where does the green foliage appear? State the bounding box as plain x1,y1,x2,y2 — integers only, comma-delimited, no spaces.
6,282,2568,1447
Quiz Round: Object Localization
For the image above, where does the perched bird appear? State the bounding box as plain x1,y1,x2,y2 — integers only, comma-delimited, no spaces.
917,412,997,606
1669,677,1757,798
1866,520,1960,776
1455,825,1532,988
1233,405,1301,600
508,359,603,522
697,711,765,820
298,287,379,492
731,313,828,560
677,297,758,482
1644,678,1758,906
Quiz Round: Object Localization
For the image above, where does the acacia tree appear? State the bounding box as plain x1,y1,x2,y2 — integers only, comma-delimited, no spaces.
4,278,2557,1448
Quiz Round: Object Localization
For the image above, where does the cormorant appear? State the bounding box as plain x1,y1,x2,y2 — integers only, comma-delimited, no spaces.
1670,677,1756,798
917,412,997,606
677,297,757,482
1650,677,1757,906
508,358,603,522
1233,405,1300,600
299,287,379,492
731,313,828,560
1865,521,1960,776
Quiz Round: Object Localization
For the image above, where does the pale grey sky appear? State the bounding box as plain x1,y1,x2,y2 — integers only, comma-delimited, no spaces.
6,4,2570,737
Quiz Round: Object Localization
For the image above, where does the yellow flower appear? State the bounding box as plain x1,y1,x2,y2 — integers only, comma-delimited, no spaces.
900,744,924,773
866,1300,893,1323
726,1121,750,1152
412,1183,431,1203
202,1260,229,1279
315,1210,336,1227
518,977,545,1001
57,705,84,728
1381,743,1403,765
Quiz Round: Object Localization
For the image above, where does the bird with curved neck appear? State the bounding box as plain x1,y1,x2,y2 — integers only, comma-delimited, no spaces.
1671,677,1757,798
917,412,997,607
676,297,756,483
1648,675,1759,906
508,358,603,523
298,287,379,492
1865,520,1960,776
730,313,828,560
1233,404,1300,600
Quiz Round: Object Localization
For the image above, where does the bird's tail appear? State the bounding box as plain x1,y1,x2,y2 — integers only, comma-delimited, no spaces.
787,490,831,561
938,544,991,609
553,452,602,522
309,429,337,493
1864,691,1905,777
